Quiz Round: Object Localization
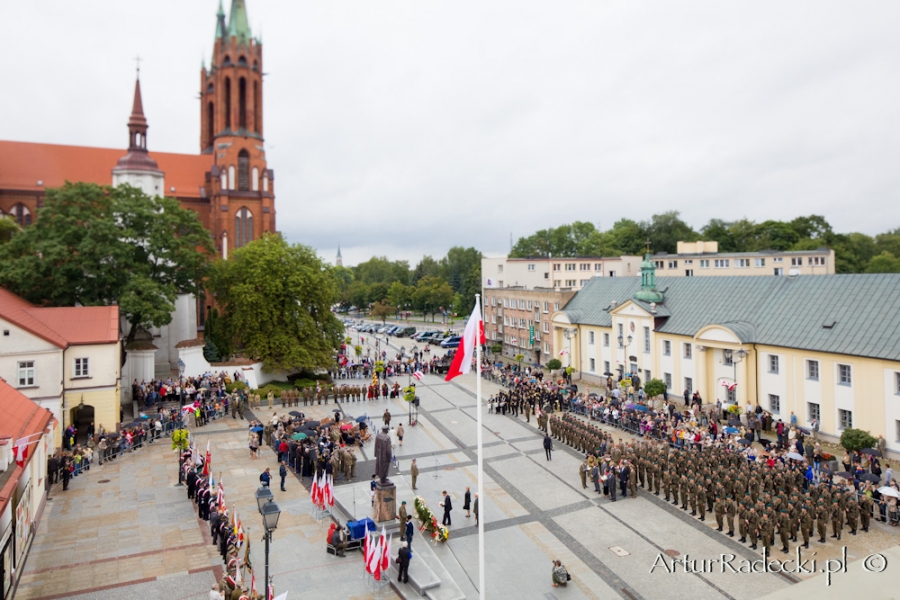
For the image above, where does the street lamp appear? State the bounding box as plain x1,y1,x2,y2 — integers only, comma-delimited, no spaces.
177,358,186,407
255,486,281,599
617,334,633,375
724,349,748,404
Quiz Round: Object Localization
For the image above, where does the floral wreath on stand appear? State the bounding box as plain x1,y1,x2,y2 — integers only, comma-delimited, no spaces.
413,496,450,544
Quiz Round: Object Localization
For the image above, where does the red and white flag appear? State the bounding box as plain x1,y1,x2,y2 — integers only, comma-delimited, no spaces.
311,472,320,507
363,520,373,570
14,439,28,468
558,349,569,357
444,301,485,382
217,480,226,510
412,370,423,381
721,381,737,391
367,536,382,580
380,529,391,572
324,474,334,507
251,570,257,595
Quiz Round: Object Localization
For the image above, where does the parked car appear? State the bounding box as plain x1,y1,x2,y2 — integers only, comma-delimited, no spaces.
440,336,461,348
418,332,439,343
431,332,453,344
395,326,417,338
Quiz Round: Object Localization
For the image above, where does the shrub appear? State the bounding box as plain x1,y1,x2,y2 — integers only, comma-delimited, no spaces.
547,358,562,371
490,343,502,354
225,381,248,393
726,404,743,416
644,378,667,398
840,428,878,453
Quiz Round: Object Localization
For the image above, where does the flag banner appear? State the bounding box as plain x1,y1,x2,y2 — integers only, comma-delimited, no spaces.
412,371,424,381
445,301,485,381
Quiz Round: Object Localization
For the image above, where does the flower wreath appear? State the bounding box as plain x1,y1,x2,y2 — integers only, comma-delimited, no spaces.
413,496,450,544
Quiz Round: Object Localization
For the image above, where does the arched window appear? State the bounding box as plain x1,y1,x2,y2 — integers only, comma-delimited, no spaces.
238,77,247,130
238,56,248,66
253,80,259,133
262,172,269,192
228,166,235,190
207,101,215,147
12,204,31,226
220,172,227,190
223,55,232,65
251,167,259,191
224,77,232,129
238,150,250,191
234,207,253,249
206,83,214,94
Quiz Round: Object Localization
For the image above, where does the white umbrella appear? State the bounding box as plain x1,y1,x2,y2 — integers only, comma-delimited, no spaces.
786,452,804,461
877,486,900,499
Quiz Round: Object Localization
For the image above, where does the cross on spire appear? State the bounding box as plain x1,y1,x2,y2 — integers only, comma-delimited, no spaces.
644,238,652,253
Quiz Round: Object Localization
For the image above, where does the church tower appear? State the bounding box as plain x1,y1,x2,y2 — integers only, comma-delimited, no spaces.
336,245,343,267
112,76,165,196
200,0,275,258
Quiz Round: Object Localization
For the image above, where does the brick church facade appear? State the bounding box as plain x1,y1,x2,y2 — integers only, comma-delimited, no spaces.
0,0,276,261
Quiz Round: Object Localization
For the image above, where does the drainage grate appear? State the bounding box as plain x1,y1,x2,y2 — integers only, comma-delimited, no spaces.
609,546,630,556
97,479,111,484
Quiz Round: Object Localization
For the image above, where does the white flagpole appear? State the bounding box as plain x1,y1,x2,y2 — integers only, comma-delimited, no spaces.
475,293,485,600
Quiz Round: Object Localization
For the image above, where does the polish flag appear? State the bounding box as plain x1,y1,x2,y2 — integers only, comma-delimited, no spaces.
363,521,373,570
251,570,257,595
367,536,383,580
412,371,424,381
558,349,569,356
444,301,485,382
311,472,320,507
14,440,29,468
324,474,334,507
380,530,391,572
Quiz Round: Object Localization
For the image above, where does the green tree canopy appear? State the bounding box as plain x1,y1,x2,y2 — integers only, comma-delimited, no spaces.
0,215,19,245
413,275,454,321
371,300,394,323
643,211,698,254
865,251,900,273
0,182,212,343
209,234,342,372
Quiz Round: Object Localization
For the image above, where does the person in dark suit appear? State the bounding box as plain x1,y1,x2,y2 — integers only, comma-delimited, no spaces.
619,463,629,498
441,491,453,526
396,542,411,583
543,434,553,461
464,487,472,518
405,515,415,549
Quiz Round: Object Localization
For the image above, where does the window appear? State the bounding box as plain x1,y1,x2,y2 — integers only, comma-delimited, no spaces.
684,269,693,276
553,263,560,271
755,258,765,267
604,361,610,374
839,364,852,385
653,261,664,269
554,303,560,311
609,270,617,277
644,369,651,383
253,80,260,132
723,351,733,366
542,321,549,333
791,257,803,266
12,204,32,226
773,268,783,276
543,342,549,353
896,421,900,442
502,298,508,308
251,166,259,191
714,259,730,268
667,260,678,269
565,280,576,287
503,316,509,326
618,323,624,337
643,326,650,354
565,264,576,271
544,272,549,279
773,257,783,263
491,297,496,306
589,358,596,372
603,333,610,347
808,402,820,423
700,260,710,268
588,331,595,345
810,256,826,266
262,172,269,192
580,263,590,271
594,263,602,271
238,149,250,190
726,387,736,403
528,264,535,271
736,258,750,267
224,77,232,128
527,301,533,310
838,409,853,430
580,280,589,286
228,165,235,190
235,207,253,248
684,260,693,265
769,394,780,414
519,318,526,328
543,302,549,313
498,265,504,274
896,372,900,395
74,357,89,378
664,373,672,389
238,77,247,129
807,360,819,380
683,343,692,359
663,340,671,356
17,361,35,387
768,355,779,374
684,377,693,393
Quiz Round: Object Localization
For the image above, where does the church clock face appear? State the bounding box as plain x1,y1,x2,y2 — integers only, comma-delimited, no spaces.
629,322,635,333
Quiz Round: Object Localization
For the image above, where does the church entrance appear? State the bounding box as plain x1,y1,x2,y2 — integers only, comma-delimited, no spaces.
70,403,95,445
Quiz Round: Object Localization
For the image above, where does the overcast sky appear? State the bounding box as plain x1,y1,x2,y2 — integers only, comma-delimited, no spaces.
2,1,898,266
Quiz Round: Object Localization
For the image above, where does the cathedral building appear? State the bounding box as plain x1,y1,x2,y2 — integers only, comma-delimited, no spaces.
0,0,276,375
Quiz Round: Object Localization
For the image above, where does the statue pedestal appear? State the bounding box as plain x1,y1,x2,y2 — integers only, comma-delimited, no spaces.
373,482,397,523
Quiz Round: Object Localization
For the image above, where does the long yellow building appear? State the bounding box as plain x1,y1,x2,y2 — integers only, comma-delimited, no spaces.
551,255,900,454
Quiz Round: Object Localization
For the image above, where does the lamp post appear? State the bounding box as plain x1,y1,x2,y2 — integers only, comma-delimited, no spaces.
256,486,281,600
724,349,748,404
177,358,186,407
617,334,634,375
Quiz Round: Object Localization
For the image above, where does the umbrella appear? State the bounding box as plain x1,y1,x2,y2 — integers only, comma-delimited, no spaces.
737,439,751,445
305,421,320,428
333,409,342,414
341,424,353,431
834,471,853,479
786,452,804,461
587,393,599,398
727,419,741,426
250,426,263,433
289,411,302,417
139,414,150,419
862,448,883,457
291,432,308,441
859,473,881,483
355,416,368,424
603,371,614,377
878,486,900,499
724,427,739,434
633,404,650,413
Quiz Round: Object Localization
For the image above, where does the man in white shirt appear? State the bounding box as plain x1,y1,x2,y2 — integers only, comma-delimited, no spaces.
209,584,225,600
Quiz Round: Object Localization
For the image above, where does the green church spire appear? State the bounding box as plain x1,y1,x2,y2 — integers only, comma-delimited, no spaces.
214,0,226,41
228,0,252,46
633,249,665,304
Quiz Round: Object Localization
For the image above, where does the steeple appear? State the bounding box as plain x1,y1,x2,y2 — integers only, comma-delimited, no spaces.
127,77,148,150
228,0,252,46
634,251,664,304
113,76,163,195
336,245,343,267
214,0,226,42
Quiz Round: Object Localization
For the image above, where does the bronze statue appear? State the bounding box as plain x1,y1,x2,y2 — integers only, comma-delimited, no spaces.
374,426,393,485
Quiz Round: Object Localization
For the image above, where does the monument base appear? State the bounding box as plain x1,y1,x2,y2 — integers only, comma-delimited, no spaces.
373,482,397,523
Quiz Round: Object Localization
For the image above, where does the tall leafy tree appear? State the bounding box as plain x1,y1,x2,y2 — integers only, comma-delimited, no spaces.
0,215,19,245
866,251,900,273
209,234,342,372
641,211,698,254
604,218,646,255
0,182,212,343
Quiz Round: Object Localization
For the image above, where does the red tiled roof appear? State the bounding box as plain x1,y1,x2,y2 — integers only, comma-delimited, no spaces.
0,378,51,443
0,288,119,348
0,140,213,198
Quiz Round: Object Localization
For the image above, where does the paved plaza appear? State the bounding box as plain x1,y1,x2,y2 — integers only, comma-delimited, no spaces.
14,332,900,599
